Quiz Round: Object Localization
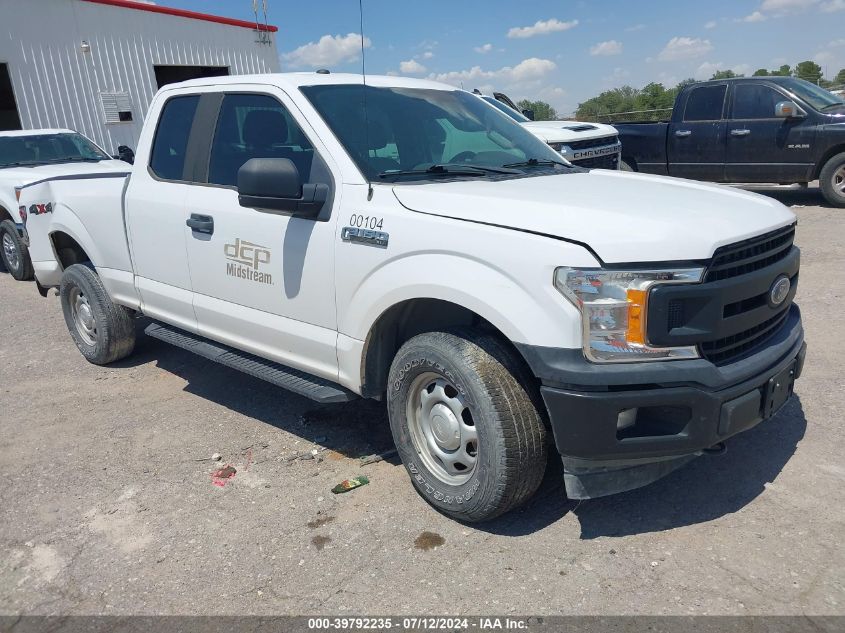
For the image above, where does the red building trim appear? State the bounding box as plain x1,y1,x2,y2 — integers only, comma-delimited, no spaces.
80,0,279,32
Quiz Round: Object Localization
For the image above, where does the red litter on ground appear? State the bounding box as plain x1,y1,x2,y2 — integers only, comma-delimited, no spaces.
212,465,237,487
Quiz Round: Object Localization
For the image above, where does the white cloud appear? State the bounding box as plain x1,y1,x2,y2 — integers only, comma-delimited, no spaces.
821,0,845,11
430,58,557,87
657,37,713,61
589,40,623,56
282,33,370,68
625,24,646,32
814,51,834,62
829,38,845,46
420,51,434,59
760,0,817,10
507,18,578,39
399,59,427,74
474,43,494,54
704,20,718,29
603,67,631,83
739,11,767,21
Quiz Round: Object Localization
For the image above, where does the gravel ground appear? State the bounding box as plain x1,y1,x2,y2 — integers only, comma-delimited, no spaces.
1,185,843,616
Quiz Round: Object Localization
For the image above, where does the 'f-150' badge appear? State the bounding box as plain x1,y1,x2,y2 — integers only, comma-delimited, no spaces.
341,227,389,248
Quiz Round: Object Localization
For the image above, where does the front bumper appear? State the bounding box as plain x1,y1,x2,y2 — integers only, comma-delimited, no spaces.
517,305,806,499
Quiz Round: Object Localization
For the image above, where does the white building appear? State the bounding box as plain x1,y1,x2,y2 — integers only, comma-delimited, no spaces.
0,0,280,153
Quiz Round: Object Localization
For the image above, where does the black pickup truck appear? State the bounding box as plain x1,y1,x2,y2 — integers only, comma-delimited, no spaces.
615,76,845,207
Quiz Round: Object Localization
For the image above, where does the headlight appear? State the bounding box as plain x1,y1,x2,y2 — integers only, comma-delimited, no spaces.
548,142,565,153
554,267,704,363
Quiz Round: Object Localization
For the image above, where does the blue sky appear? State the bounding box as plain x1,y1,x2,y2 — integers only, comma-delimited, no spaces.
173,0,844,114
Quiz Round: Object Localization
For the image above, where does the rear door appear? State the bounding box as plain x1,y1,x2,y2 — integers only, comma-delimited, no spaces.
667,83,728,181
124,93,201,332
183,89,341,380
725,82,816,183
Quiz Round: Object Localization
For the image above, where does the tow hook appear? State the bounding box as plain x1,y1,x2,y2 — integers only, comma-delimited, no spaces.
701,442,727,456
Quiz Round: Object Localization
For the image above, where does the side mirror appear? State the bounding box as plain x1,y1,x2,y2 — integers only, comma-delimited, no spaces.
115,145,135,164
237,158,328,218
522,108,535,121
775,101,804,118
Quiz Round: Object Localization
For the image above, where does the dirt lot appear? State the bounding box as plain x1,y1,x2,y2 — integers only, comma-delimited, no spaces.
1,185,843,616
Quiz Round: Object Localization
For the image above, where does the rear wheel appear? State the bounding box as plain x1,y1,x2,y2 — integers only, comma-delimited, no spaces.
0,220,33,281
60,264,135,365
819,152,845,208
387,330,547,522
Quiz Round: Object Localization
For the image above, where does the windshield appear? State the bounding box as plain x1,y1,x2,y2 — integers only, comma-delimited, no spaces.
781,78,845,111
0,132,110,168
301,85,569,181
481,96,530,123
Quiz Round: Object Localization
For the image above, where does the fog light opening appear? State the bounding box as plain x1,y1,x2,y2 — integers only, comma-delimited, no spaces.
616,408,638,432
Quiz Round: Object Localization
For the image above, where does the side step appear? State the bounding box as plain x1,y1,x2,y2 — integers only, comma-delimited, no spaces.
144,322,357,404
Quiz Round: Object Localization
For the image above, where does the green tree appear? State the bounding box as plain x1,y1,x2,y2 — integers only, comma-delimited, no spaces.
793,60,823,84
834,68,845,86
711,69,743,80
772,64,792,77
517,99,558,121
753,68,770,76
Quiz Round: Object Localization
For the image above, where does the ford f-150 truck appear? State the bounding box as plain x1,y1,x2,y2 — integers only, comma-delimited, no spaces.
478,92,621,170
0,129,129,280
615,76,845,207
19,73,806,522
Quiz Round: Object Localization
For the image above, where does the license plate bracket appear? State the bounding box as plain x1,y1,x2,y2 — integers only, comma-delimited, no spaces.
762,362,796,419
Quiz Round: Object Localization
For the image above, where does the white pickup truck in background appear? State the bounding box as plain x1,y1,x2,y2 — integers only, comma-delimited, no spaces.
477,92,622,170
0,129,129,280
20,73,805,521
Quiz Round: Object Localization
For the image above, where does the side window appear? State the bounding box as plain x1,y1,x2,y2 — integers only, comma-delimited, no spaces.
149,95,199,180
207,93,315,187
732,84,783,119
683,85,727,122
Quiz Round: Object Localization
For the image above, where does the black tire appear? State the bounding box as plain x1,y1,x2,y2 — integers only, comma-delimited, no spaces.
59,264,136,365
0,219,34,281
387,329,547,522
819,152,845,208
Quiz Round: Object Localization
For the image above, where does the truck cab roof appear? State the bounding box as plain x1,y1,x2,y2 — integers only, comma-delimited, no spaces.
159,72,457,93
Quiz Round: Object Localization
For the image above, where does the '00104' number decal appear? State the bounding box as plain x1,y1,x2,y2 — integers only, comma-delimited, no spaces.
349,214,383,230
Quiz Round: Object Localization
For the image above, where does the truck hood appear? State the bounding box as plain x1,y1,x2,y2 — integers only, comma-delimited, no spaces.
391,170,796,264
0,159,128,188
521,120,618,143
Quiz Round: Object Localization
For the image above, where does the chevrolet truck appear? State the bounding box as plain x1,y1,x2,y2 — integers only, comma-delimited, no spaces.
19,73,806,522
615,76,845,207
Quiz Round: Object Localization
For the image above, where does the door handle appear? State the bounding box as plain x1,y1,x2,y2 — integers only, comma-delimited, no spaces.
731,129,751,137
186,214,214,235
674,130,692,138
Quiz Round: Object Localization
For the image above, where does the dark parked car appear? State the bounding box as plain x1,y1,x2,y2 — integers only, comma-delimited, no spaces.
615,77,845,207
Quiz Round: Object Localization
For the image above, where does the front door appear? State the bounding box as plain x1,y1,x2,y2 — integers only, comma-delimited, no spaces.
667,83,728,181
725,82,816,183
184,91,341,380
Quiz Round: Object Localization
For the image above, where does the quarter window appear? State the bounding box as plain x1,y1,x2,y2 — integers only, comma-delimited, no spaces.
732,84,783,119
683,85,727,122
149,95,199,180
207,93,315,187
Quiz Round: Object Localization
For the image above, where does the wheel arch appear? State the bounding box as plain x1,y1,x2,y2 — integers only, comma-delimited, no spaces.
813,144,845,180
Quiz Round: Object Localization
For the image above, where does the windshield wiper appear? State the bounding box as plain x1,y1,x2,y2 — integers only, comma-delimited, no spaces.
502,158,569,168
42,157,104,163
378,163,516,179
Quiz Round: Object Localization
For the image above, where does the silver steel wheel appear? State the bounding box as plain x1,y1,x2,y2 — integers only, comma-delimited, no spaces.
2,231,19,271
406,372,478,485
69,287,97,346
834,164,845,195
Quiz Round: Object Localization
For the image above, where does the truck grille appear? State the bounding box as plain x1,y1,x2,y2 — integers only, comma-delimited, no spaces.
574,153,619,170
567,135,619,150
646,223,799,366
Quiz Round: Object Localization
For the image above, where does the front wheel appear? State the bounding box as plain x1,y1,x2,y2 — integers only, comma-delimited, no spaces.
819,152,845,208
0,220,33,281
60,264,136,365
387,330,547,522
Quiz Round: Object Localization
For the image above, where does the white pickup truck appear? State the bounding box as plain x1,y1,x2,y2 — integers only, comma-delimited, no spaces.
0,129,128,280
477,94,622,169
20,73,806,521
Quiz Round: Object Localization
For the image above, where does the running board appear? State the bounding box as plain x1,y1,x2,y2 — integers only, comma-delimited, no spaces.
144,322,357,404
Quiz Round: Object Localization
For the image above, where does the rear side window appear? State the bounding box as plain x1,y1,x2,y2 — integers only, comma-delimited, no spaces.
207,93,315,187
149,95,199,180
731,84,783,119
683,85,726,121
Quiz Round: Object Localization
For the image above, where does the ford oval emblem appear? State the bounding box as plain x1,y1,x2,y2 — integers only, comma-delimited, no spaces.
769,275,791,307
